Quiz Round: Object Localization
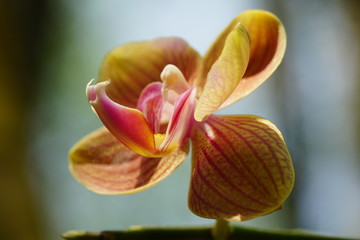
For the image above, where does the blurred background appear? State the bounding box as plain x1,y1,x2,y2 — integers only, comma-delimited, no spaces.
1,0,359,239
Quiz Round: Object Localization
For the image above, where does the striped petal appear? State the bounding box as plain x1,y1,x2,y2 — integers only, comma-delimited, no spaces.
188,115,294,221
194,24,250,121
98,38,202,108
136,82,165,133
219,10,287,109
198,10,286,114
159,87,197,152
87,80,157,157
69,127,189,194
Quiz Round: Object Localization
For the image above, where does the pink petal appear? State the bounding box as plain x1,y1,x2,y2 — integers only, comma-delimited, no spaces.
188,115,294,221
136,82,165,133
69,127,189,194
87,80,158,157
159,87,197,152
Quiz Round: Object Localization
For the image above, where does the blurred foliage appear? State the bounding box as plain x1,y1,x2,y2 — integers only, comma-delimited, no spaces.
62,225,360,240
0,1,51,239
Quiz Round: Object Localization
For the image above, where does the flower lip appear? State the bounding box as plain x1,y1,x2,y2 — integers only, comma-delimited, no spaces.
86,79,97,102
86,72,198,157
86,79,158,157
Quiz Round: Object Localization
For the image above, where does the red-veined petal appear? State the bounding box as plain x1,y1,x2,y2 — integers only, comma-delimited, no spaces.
159,87,197,152
136,82,164,133
188,115,294,221
194,24,250,121
69,127,189,194
98,38,202,108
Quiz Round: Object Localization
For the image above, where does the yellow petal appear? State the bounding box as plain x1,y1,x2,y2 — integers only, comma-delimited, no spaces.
220,10,287,108
194,24,250,121
69,127,189,194
98,38,202,108
188,115,294,221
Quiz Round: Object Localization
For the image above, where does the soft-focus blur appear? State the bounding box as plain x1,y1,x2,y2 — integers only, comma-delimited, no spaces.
1,0,360,239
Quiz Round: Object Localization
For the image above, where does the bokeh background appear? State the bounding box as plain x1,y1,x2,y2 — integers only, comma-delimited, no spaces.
1,0,360,239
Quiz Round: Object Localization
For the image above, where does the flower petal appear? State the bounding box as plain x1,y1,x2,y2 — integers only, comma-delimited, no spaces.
69,127,189,194
87,80,157,157
220,10,287,108
194,23,250,121
98,38,202,108
136,82,164,133
188,115,294,221
160,64,190,96
160,87,196,152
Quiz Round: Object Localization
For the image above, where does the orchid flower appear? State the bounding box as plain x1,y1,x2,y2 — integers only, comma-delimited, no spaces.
69,10,294,222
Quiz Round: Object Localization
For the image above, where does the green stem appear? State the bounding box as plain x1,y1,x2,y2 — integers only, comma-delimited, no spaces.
62,225,359,240
212,220,232,240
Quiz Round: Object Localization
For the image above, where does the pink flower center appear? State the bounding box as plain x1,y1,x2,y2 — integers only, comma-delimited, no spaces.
136,64,196,151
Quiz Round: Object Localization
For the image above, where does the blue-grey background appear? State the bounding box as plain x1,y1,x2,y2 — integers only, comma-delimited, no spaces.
1,0,359,239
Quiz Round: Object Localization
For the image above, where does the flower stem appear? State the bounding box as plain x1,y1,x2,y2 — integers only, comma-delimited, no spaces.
211,220,232,240
62,225,359,240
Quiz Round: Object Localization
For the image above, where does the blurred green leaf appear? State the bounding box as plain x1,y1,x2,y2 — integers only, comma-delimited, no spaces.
62,225,359,240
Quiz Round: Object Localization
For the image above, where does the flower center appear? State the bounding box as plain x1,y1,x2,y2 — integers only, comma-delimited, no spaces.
160,64,190,104
137,64,196,152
